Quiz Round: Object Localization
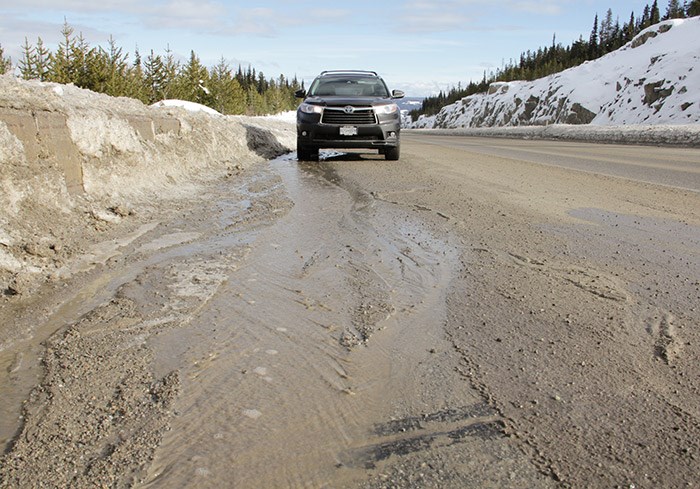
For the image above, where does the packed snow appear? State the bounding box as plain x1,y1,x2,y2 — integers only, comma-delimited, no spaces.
151,99,223,116
410,17,700,130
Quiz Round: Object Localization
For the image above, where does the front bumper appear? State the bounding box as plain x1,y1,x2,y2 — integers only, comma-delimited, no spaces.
297,112,400,150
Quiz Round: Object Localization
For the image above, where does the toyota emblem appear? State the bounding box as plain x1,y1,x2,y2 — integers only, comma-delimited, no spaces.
344,106,355,114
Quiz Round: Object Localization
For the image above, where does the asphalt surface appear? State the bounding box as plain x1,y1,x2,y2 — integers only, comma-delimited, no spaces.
403,132,700,192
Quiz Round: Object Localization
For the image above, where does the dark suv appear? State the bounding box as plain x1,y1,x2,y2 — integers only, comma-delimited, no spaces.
295,71,404,161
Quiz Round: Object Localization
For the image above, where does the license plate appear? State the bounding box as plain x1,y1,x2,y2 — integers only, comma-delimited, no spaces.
340,126,357,136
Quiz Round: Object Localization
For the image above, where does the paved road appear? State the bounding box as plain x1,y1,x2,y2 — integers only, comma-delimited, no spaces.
403,132,700,192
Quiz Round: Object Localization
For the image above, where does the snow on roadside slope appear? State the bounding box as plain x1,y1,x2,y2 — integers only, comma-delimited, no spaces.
0,75,294,296
412,17,700,129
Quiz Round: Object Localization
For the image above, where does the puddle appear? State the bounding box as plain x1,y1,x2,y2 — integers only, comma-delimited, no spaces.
1,155,487,487
142,156,466,488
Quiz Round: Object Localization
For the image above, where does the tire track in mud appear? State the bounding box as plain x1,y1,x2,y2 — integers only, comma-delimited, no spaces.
139,155,473,488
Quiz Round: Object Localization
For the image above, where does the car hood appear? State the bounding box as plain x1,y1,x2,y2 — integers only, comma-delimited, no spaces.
304,96,393,107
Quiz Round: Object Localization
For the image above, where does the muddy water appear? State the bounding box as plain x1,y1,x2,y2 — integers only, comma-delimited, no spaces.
137,155,464,487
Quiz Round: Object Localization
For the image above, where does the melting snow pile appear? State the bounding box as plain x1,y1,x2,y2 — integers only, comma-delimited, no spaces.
412,17,700,129
151,99,223,116
0,75,294,296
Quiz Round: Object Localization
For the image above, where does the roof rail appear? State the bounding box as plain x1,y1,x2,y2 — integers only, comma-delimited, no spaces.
319,70,379,77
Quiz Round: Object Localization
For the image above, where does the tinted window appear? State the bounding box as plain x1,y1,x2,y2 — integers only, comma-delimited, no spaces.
309,77,389,97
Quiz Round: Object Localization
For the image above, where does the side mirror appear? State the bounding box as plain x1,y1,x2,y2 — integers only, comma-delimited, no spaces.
391,89,405,99
295,89,307,98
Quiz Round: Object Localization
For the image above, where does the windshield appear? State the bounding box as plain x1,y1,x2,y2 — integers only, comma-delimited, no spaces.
308,77,390,97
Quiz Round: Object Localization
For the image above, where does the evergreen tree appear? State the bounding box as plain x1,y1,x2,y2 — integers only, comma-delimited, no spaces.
625,12,637,41
209,57,245,114
0,43,11,74
651,0,661,23
143,50,167,103
21,37,52,81
588,14,599,59
49,20,74,84
173,50,211,105
246,88,266,115
35,38,50,81
69,32,94,89
102,36,129,96
161,45,179,100
599,9,614,50
640,5,651,28
4,20,301,115
665,0,684,18
125,46,148,103
19,38,37,80
687,0,700,15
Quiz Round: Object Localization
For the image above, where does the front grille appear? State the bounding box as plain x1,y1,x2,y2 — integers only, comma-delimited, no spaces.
322,107,376,125
316,134,380,141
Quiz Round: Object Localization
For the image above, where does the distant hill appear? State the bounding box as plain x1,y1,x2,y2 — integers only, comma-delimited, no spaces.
396,97,423,112
411,17,699,128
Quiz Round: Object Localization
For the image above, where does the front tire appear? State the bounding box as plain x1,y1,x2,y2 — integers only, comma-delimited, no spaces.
297,139,319,161
385,144,400,161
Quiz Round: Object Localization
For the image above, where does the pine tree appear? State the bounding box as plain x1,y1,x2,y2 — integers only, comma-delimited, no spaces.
600,9,614,50
143,49,167,103
35,38,50,81
625,12,637,41
50,20,74,84
19,37,37,80
209,57,245,114
125,46,148,103
173,51,210,105
588,14,599,59
651,0,661,23
687,0,700,15
246,88,265,115
102,36,129,96
69,32,93,88
161,45,179,99
640,5,651,28
665,0,684,18
0,43,11,74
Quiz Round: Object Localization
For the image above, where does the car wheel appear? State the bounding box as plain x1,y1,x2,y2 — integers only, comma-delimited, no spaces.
385,144,400,161
297,139,318,161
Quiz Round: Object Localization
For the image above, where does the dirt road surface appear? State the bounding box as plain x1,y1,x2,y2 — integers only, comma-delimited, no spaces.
1,134,699,488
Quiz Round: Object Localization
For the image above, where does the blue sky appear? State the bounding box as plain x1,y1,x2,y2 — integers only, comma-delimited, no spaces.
1,0,653,96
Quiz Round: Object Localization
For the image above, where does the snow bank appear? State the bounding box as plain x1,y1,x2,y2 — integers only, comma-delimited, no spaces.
0,75,294,295
410,17,700,130
151,99,223,116
407,123,700,147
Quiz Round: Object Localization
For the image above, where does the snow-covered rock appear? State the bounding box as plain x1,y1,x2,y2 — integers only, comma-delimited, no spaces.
411,17,700,129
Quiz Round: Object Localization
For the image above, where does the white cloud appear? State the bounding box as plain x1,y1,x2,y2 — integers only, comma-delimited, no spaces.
144,0,229,31
4,0,145,13
509,1,565,15
400,12,474,33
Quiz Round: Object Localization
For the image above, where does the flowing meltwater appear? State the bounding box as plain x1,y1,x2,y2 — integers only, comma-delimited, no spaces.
139,155,462,488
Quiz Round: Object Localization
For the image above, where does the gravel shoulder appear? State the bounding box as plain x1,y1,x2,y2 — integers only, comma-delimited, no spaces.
327,136,700,488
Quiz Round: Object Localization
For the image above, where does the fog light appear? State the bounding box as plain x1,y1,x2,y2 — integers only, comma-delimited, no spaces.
302,131,308,136
388,132,396,138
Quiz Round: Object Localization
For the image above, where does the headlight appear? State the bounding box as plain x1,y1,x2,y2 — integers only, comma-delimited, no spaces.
299,103,324,114
374,104,399,115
